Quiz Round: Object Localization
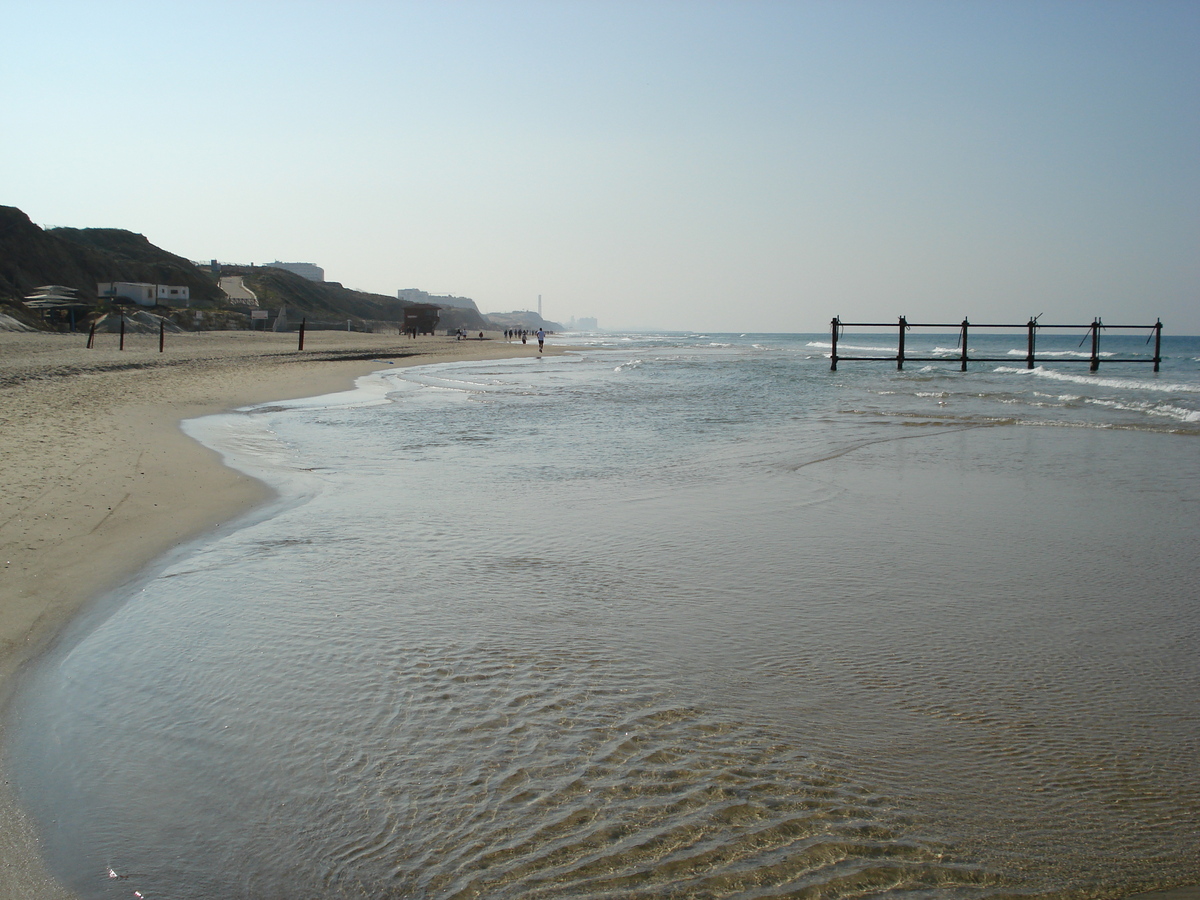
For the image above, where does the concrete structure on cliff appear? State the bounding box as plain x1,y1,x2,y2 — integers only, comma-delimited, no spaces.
267,261,324,282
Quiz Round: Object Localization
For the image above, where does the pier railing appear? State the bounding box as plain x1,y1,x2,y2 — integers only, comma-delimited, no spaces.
829,317,1164,373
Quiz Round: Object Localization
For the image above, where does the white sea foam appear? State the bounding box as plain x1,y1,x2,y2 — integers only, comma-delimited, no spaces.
994,366,1200,394
392,369,510,394
1085,397,1200,423
232,371,397,412
807,340,896,353
1005,349,1116,358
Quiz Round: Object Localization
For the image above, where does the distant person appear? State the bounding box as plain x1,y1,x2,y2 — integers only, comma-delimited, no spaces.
521,331,527,345
537,328,545,352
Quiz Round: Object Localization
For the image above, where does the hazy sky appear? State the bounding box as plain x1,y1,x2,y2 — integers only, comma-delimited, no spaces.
5,0,1197,332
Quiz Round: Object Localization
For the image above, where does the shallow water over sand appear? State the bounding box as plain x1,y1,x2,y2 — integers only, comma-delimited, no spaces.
8,334,1200,898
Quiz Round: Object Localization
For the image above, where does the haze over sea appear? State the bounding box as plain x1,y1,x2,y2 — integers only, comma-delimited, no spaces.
9,331,1199,899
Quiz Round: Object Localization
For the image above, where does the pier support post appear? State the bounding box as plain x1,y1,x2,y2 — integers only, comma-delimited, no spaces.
1153,319,1162,373
897,316,907,370
1026,319,1036,369
830,317,839,371
1090,319,1100,372
960,318,969,372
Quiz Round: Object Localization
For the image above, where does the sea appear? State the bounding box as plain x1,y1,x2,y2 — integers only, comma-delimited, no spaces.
7,330,1200,899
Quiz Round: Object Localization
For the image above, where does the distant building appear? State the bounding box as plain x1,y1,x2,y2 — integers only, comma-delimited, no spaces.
97,282,189,308
403,303,441,335
98,282,153,306
157,284,189,303
268,261,324,282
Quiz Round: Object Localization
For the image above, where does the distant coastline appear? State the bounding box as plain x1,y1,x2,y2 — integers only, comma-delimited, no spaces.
0,204,564,340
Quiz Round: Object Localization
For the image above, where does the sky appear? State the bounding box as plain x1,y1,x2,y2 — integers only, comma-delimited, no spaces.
4,0,1197,332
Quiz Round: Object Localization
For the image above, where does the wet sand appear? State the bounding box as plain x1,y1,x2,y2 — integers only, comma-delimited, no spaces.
0,329,559,898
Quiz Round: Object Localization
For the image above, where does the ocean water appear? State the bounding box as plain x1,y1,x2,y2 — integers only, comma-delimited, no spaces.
8,331,1200,899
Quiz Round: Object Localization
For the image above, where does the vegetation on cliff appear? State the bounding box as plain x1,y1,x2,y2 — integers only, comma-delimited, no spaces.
52,226,224,304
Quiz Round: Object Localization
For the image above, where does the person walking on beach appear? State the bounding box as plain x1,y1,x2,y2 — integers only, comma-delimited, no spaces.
537,328,545,352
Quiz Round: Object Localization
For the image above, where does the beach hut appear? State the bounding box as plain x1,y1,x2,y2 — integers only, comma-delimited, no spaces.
403,303,440,335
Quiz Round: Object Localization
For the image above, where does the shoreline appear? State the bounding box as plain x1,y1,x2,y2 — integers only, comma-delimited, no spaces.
2,330,1196,900
0,330,563,898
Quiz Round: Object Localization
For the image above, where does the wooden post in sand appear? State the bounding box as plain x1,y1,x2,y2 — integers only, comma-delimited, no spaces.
298,318,306,351
87,323,96,349
159,319,165,353
119,316,126,351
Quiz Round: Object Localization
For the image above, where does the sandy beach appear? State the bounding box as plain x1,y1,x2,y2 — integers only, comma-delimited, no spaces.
0,329,560,898
3,330,1196,900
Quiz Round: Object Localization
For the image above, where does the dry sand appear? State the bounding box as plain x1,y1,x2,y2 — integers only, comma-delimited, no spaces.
0,329,562,898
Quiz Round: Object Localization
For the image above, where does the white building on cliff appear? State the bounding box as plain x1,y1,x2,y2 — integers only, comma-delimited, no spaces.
97,282,190,307
268,261,324,282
